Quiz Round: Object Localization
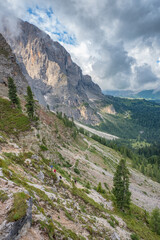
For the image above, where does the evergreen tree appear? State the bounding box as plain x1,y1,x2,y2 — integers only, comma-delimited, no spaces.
112,159,131,211
150,207,160,235
8,77,20,108
25,86,35,119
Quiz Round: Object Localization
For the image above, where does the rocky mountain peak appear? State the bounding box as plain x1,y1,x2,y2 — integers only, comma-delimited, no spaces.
3,19,104,125
0,33,27,95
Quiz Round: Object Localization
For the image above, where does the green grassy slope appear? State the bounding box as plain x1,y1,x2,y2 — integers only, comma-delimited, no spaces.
0,96,160,240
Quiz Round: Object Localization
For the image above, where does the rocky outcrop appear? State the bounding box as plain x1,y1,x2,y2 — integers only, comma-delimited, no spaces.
0,33,27,94
0,198,32,240
3,20,104,124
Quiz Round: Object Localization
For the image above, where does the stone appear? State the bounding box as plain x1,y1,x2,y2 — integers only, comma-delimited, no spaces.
0,198,32,240
111,232,121,240
0,155,5,160
0,168,3,177
0,33,28,95
52,187,57,192
24,158,32,165
31,155,39,161
24,190,29,195
37,171,44,181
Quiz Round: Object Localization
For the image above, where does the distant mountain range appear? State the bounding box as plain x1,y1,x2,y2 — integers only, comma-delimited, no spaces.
103,90,160,103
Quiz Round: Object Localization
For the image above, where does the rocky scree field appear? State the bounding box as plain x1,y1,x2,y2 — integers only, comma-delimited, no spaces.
0,95,160,240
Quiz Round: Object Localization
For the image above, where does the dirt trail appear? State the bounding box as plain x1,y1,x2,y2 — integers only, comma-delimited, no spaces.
75,121,119,140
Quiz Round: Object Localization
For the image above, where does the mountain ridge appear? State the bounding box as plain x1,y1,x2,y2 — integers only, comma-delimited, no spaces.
3,19,104,125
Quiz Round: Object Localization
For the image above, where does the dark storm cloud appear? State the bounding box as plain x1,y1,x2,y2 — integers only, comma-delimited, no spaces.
134,64,158,89
1,0,160,90
51,0,160,89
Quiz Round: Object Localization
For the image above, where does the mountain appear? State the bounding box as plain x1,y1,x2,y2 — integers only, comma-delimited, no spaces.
3,20,104,125
2,20,160,144
0,33,27,96
136,90,160,102
103,90,134,98
103,89,160,103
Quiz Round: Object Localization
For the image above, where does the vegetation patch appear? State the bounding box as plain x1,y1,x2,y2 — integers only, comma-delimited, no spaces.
7,192,29,222
0,190,9,202
0,97,30,135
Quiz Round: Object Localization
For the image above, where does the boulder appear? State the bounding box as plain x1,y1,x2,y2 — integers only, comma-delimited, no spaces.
31,155,39,161
111,232,121,240
37,171,44,181
24,159,31,165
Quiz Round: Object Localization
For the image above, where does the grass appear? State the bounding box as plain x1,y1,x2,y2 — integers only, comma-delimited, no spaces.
65,210,74,221
0,190,9,202
71,185,107,213
0,97,30,136
115,204,160,240
40,144,48,151
4,152,33,165
7,192,29,222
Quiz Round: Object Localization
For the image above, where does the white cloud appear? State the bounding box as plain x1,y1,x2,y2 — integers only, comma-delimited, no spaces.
0,0,160,90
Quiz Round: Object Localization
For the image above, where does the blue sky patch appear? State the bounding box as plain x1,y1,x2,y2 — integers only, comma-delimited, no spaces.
27,6,76,45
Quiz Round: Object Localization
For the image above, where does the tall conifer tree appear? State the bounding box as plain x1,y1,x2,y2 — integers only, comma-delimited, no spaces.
25,86,35,119
112,159,131,211
8,77,20,108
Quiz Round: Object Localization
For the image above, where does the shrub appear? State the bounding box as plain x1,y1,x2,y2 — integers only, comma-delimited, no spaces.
97,182,105,194
150,207,160,235
7,192,29,222
131,233,140,240
74,168,80,175
0,190,9,202
40,145,48,151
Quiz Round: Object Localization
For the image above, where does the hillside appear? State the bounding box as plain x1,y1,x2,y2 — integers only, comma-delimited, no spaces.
0,94,160,240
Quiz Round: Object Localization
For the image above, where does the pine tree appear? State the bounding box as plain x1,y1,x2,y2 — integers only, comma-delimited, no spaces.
25,86,35,119
112,159,131,211
8,77,20,108
150,207,160,235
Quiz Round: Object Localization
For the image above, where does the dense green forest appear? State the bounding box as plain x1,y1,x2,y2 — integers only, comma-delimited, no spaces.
95,96,160,143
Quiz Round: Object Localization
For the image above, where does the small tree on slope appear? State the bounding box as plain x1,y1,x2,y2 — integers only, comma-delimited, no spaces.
150,207,160,235
112,159,131,211
8,77,20,108
25,86,35,120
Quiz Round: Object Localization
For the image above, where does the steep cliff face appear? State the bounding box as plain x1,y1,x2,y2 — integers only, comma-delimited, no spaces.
4,20,104,124
0,33,27,95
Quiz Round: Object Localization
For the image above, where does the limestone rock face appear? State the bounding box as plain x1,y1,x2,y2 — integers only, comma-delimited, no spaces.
3,20,104,125
0,33,27,94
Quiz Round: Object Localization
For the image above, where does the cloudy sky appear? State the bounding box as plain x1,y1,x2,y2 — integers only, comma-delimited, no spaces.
1,0,160,91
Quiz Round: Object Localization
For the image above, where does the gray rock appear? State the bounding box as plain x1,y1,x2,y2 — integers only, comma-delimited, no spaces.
0,155,5,160
37,171,44,181
111,232,121,240
0,34,27,94
24,159,31,165
31,155,39,161
0,198,32,240
24,190,29,195
52,187,57,193
0,168,3,177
